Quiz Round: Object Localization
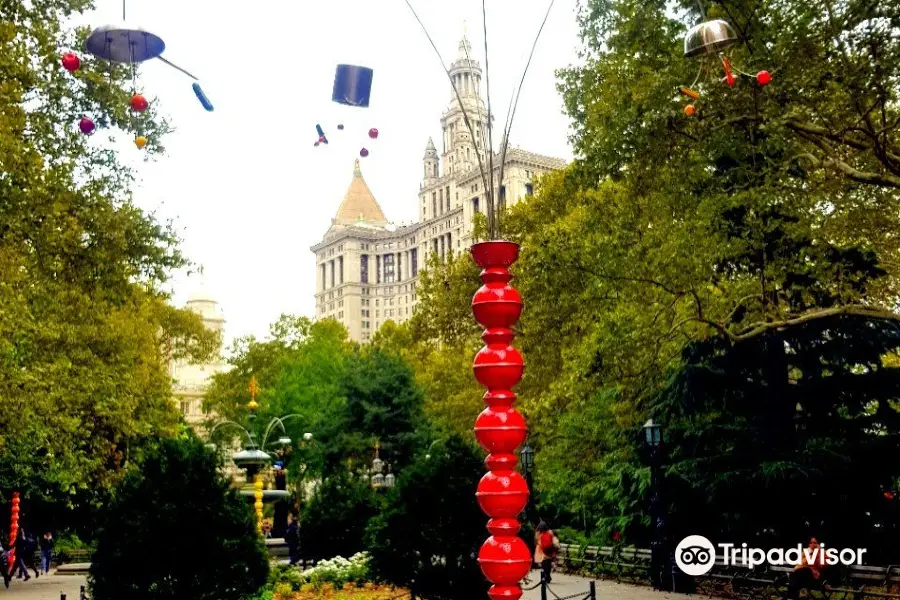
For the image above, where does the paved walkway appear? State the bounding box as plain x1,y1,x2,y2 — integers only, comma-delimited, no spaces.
522,571,688,600
4,570,685,600
0,573,86,600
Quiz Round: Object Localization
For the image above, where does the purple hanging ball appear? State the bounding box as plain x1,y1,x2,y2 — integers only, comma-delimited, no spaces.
359,147,369,157
79,117,95,135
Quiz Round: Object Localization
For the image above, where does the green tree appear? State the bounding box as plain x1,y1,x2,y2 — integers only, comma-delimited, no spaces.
366,435,487,597
89,437,268,600
0,0,217,525
297,473,381,562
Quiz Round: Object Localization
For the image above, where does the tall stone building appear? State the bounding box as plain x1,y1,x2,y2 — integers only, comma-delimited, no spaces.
170,284,229,429
311,34,566,342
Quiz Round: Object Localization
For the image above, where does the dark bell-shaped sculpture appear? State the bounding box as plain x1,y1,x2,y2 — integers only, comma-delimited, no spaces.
684,20,738,58
332,64,374,108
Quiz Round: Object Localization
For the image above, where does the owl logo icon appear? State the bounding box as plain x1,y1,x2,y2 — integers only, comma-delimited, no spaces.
675,535,716,575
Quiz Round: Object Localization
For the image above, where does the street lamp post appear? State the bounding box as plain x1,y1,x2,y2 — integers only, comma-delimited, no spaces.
643,419,672,591
520,443,535,523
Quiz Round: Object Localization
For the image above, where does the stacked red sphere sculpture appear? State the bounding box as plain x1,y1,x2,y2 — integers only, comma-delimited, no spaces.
8,492,19,575
471,241,530,600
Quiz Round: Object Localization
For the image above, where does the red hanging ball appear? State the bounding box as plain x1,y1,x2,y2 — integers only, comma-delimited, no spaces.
368,128,379,139
79,117,95,135
130,94,149,113
359,148,369,157
61,52,80,72
756,70,772,86
885,491,894,500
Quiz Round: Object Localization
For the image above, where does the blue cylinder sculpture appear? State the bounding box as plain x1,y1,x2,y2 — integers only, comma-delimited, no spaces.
332,64,374,107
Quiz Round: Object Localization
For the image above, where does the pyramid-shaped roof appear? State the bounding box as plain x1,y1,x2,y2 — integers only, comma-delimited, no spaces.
333,160,388,226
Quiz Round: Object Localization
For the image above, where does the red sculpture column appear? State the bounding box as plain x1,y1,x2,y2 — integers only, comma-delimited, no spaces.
471,241,530,600
8,492,19,575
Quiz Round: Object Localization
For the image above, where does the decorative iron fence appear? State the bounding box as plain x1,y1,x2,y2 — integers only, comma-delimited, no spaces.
558,543,900,600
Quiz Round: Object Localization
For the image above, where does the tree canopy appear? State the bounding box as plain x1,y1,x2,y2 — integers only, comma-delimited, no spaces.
396,0,900,552
0,0,217,526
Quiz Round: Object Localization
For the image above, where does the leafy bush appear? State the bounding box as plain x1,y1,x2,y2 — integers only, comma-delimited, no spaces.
89,437,269,600
299,474,380,561
366,435,487,598
53,533,95,564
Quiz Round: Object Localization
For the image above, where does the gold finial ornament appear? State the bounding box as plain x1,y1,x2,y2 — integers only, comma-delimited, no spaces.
248,376,260,411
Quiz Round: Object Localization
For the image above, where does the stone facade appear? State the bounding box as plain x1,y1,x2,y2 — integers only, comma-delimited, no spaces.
311,35,566,343
170,286,229,430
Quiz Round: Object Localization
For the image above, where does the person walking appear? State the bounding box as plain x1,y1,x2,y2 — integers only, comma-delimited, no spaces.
39,532,53,575
284,514,300,566
534,521,560,584
14,528,39,581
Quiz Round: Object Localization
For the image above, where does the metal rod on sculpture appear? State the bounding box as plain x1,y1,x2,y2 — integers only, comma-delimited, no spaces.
403,0,492,213
481,0,497,238
497,0,558,216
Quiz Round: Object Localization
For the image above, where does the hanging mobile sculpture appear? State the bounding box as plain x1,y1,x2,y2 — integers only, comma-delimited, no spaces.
678,19,772,116
62,0,214,145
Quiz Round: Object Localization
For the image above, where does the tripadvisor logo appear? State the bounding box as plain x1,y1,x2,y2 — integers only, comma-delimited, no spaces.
674,535,867,576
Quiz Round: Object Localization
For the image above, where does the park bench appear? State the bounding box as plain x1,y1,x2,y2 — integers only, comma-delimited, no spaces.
558,544,900,600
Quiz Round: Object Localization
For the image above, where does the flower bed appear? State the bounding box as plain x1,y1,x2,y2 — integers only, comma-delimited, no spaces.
265,552,409,600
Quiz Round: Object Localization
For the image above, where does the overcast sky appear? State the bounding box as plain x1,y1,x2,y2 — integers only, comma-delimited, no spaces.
77,0,581,345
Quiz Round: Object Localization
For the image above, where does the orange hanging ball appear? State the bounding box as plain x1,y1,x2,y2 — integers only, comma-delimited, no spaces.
684,104,697,116
131,94,149,113
135,136,147,149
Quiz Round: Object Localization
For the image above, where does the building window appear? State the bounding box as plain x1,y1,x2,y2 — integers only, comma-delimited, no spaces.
525,183,534,196
361,254,368,284
439,188,443,213
446,186,451,211
320,264,326,291
499,185,506,202
473,197,480,214
432,192,437,217
330,261,335,287
383,254,395,283
376,255,382,283
338,256,344,284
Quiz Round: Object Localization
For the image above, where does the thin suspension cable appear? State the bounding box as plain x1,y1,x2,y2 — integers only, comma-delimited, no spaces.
122,0,126,21
497,0,557,215
481,0,497,238
460,25,494,238
402,0,491,207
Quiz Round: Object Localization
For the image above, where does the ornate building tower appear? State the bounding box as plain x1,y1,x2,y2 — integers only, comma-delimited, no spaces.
441,34,489,178
423,137,440,184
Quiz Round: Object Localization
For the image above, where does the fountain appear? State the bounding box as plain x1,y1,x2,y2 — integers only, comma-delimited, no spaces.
208,376,311,535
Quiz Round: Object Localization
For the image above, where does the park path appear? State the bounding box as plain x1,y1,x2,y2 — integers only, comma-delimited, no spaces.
0,573,85,600
0,570,691,600
521,571,689,600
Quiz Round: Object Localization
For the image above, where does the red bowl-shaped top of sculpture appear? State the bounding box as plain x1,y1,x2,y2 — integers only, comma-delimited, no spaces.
477,470,529,518
479,536,532,586
474,344,524,390
474,406,526,455
472,241,520,269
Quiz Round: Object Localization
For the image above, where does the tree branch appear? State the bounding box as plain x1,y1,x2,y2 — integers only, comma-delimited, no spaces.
728,305,900,343
793,152,900,188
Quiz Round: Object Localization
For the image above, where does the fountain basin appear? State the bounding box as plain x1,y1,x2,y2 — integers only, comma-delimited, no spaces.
240,489,291,502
